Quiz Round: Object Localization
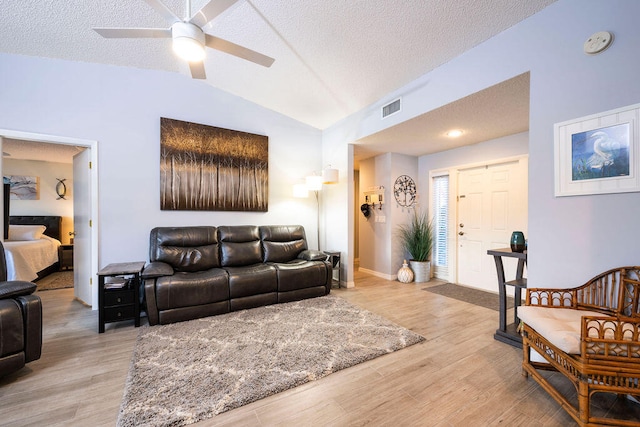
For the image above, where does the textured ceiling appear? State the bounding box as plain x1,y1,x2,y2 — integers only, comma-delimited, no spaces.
0,0,555,131
354,72,531,165
2,138,85,164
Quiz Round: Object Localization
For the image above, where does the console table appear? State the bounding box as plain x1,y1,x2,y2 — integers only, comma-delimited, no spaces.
487,248,527,348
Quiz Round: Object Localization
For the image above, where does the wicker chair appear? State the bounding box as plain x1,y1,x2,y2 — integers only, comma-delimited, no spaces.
519,266,640,426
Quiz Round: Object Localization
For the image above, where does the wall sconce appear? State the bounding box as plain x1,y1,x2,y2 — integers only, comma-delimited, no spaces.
56,178,67,200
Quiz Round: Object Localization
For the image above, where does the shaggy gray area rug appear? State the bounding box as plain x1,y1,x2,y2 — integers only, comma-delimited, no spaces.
35,271,73,291
117,294,425,427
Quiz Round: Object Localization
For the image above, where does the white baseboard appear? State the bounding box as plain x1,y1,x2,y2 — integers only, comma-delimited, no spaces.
358,267,395,281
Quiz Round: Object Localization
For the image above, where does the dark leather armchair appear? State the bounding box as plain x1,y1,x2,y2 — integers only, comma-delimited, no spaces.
0,241,42,376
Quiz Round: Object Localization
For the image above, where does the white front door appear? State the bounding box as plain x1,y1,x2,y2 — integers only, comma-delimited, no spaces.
73,149,92,306
457,158,527,292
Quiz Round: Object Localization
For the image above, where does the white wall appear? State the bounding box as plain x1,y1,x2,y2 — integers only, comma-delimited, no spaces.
358,153,418,278
3,158,74,244
0,54,323,267
419,132,529,206
326,0,640,288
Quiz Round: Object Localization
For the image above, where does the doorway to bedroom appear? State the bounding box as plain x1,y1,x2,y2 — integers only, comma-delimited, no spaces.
0,131,98,309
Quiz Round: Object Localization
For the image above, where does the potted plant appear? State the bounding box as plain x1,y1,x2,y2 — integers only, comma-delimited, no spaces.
398,210,433,283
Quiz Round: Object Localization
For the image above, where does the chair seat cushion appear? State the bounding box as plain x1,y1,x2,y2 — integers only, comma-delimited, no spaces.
519,306,606,354
155,269,228,310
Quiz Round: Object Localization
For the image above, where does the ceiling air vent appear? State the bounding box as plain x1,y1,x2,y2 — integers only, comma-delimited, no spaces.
382,98,401,118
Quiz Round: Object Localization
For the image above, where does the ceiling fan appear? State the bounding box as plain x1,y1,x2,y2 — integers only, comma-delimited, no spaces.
93,0,274,79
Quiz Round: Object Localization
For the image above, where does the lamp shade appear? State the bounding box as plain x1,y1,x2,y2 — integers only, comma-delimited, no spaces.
305,175,323,191
322,167,339,184
293,183,309,198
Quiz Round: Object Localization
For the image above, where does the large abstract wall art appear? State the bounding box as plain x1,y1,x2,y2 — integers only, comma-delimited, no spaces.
160,117,268,211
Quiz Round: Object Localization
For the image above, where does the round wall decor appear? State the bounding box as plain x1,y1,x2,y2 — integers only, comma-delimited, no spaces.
393,175,416,207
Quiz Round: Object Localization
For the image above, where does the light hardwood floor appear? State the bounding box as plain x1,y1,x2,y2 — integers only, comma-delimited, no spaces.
2,271,635,426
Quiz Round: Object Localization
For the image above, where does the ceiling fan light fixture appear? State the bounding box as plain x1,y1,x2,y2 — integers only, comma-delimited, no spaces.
172,22,206,62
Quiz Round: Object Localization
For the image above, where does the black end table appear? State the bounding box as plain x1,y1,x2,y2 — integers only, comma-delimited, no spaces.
97,261,145,333
58,244,74,271
487,248,527,348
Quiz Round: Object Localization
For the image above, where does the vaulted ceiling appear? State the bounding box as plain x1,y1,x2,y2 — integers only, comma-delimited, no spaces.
0,1,556,162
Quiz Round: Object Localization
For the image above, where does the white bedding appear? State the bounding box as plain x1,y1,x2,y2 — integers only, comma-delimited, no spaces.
4,235,61,281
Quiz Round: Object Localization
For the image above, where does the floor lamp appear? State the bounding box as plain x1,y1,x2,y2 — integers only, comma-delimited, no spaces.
293,167,339,251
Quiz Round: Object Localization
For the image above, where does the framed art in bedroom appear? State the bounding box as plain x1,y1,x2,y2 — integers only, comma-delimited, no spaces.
554,102,640,197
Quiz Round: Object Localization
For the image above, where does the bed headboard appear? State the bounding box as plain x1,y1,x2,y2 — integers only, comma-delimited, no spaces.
9,216,63,242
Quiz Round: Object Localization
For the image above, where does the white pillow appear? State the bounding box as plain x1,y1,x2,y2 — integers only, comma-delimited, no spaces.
8,225,47,241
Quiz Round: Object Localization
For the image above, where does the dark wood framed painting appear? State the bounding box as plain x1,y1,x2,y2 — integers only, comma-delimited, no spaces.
160,117,268,211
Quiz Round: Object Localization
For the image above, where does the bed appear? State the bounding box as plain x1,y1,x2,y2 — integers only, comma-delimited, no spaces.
4,216,63,281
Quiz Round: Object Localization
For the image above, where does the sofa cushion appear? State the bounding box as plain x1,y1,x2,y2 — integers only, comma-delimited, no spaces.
150,227,219,272
155,268,229,310
271,260,329,292
519,306,606,354
225,264,277,298
260,225,307,262
219,226,262,266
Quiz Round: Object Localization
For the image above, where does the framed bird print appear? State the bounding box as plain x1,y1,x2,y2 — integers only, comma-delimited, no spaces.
554,103,640,197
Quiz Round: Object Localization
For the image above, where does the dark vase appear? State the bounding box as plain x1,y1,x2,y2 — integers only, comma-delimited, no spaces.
510,231,526,252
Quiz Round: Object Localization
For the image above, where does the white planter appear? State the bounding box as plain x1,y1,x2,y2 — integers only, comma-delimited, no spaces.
409,260,431,283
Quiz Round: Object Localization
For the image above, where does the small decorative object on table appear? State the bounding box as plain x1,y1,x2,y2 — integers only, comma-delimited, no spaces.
510,231,526,252
397,259,414,283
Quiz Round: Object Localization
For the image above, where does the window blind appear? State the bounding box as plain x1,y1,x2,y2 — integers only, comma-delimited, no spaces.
432,175,449,276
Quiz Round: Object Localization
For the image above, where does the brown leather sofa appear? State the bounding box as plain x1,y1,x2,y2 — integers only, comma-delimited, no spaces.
142,225,332,325
0,242,42,377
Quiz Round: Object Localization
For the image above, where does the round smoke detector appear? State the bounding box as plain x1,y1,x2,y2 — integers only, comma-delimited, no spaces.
584,31,613,55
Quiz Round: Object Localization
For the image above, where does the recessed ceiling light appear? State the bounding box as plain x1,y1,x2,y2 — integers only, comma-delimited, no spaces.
446,129,464,138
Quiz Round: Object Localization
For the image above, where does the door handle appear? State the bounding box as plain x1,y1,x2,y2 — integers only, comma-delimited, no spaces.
458,231,464,236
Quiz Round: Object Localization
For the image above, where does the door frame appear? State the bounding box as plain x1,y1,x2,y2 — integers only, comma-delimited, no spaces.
428,155,528,285
0,129,99,308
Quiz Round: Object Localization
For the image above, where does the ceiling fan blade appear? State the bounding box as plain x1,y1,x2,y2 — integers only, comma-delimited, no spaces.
189,62,207,79
205,34,274,67
93,27,171,39
190,0,239,28
143,0,180,24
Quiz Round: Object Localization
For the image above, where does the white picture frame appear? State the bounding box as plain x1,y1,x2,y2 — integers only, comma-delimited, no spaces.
554,102,640,197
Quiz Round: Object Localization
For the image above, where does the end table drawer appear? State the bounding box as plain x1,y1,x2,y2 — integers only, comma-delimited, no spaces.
104,290,134,306
104,305,135,322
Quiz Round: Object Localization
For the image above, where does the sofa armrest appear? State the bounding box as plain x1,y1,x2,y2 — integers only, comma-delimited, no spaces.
144,278,160,326
0,281,37,299
297,249,328,262
580,315,640,364
16,294,42,363
141,261,174,279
